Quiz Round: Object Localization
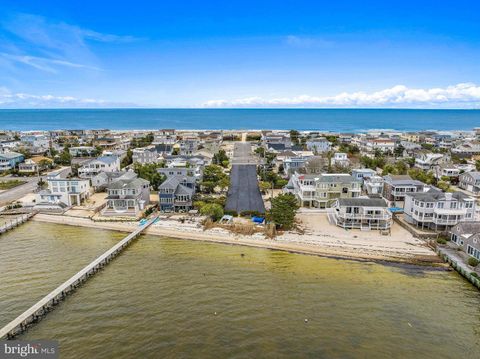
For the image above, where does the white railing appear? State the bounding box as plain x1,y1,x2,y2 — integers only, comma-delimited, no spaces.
336,212,392,220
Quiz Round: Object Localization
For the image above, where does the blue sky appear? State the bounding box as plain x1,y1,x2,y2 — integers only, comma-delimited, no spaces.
0,0,480,108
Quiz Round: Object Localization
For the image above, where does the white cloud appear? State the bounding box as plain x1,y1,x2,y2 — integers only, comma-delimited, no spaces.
0,53,101,73
1,13,137,74
201,83,480,108
285,35,333,48
0,87,135,108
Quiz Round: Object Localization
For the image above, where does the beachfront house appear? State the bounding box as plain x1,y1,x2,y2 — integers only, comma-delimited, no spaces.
287,172,361,208
330,197,393,231
450,222,480,261
102,175,150,217
158,175,195,212
459,172,480,195
404,189,476,231
35,169,91,211
383,175,425,208
0,151,25,172
78,156,121,179
91,171,132,191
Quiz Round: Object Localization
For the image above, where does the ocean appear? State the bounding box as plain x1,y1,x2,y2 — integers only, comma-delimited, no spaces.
0,108,479,132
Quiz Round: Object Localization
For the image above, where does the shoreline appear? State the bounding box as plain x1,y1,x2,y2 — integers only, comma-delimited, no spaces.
31,214,444,267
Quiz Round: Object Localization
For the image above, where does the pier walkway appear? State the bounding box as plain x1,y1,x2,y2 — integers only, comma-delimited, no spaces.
0,212,36,235
0,215,159,339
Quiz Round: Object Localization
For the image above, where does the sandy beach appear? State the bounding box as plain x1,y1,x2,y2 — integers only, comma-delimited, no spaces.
32,213,442,266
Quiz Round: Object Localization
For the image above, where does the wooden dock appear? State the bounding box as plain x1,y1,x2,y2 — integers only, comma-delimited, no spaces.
0,212,36,235
0,215,159,339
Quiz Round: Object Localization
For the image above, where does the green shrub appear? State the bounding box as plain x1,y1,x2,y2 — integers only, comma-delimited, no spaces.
467,257,479,267
436,238,447,245
471,272,480,279
240,210,263,217
200,203,224,221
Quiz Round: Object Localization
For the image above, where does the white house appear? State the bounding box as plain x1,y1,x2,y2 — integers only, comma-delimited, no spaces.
78,156,121,179
414,152,450,171
102,175,150,217
404,189,476,231
132,146,159,164
330,197,392,231
35,169,91,211
459,172,480,195
306,137,331,153
332,152,349,167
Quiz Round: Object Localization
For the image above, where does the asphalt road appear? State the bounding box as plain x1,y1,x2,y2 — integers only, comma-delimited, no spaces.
225,142,265,214
0,176,40,206
231,142,259,165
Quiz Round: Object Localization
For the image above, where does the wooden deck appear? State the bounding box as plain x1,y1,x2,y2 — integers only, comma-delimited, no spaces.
0,215,159,339
0,212,36,235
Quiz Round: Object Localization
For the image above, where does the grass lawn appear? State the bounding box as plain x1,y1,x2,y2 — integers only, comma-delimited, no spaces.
0,180,27,190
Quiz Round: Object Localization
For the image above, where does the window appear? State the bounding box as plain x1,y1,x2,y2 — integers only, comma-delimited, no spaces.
437,202,444,209
451,234,458,243
450,202,457,209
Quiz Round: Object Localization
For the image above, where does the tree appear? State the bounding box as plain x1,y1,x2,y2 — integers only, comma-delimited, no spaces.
325,135,338,145
476,160,480,171
121,149,133,168
133,163,165,190
93,145,103,157
130,132,154,148
259,181,272,194
267,193,299,230
408,168,436,185
289,130,300,146
394,145,405,158
56,147,71,165
201,165,229,193
200,203,224,221
213,149,229,168
437,180,450,192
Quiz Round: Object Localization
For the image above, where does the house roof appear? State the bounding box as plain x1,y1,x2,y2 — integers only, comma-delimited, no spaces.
451,221,480,236
175,183,194,195
95,155,119,164
383,175,425,186
317,174,360,183
337,197,388,207
462,171,480,180
108,177,149,189
407,189,472,202
0,151,23,159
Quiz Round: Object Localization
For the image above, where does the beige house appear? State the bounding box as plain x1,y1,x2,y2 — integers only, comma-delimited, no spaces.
286,172,362,208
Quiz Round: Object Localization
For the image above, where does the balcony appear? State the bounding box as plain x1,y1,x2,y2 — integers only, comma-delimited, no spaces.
336,211,392,221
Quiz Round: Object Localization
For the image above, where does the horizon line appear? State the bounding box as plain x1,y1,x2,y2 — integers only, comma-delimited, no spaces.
0,107,480,111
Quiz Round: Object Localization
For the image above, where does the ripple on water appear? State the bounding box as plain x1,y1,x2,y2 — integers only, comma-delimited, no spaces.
0,222,479,358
